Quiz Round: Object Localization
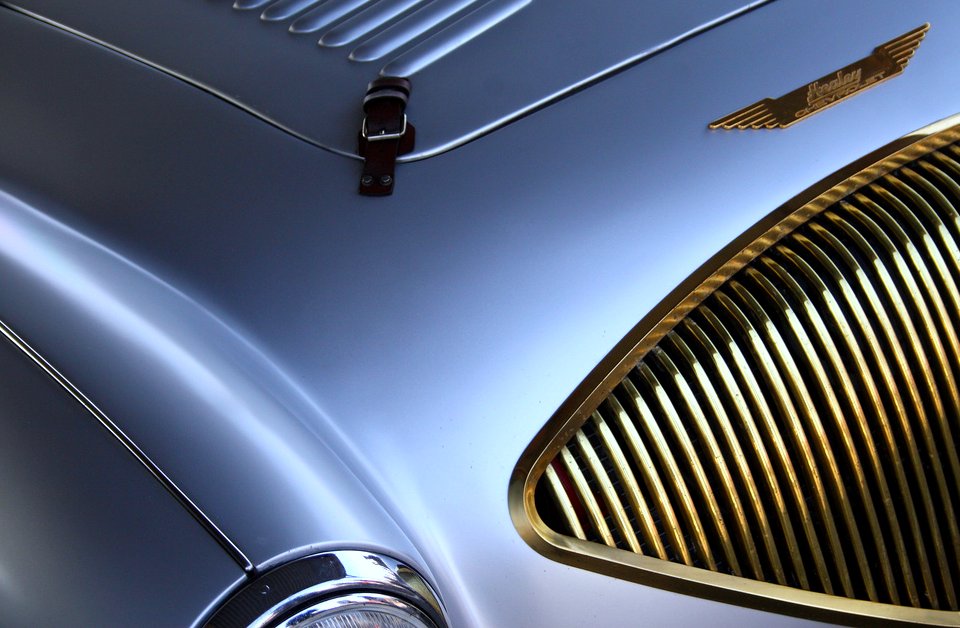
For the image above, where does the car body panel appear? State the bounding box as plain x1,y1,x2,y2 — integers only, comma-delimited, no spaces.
0,6,421,578
0,322,244,627
0,0,957,625
1,0,767,159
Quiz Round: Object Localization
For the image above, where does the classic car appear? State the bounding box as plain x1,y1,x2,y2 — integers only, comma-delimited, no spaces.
0,0,958,626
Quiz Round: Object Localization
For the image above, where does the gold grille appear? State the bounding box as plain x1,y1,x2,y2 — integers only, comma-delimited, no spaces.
512,121,960,625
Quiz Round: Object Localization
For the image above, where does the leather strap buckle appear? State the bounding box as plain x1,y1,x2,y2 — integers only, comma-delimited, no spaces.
361,114,407,142
357,77,415,196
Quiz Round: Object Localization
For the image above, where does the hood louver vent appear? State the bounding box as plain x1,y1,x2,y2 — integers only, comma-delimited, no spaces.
7,0,763,158
232,0,531,75
513,120,960,626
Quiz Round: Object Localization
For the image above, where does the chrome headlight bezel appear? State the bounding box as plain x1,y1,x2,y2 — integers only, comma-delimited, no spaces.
205,550,446,628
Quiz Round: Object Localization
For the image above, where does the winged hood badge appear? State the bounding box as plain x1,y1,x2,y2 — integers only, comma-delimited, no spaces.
710,24,929,129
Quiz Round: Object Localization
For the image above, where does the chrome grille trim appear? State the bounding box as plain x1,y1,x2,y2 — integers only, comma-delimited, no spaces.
513,118,960,625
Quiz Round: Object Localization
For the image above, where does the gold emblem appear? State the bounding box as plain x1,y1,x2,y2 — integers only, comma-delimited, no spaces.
710,24,929,130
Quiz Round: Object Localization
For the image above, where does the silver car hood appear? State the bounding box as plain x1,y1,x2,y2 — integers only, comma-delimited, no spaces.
5,0,763,159
1,0,958,625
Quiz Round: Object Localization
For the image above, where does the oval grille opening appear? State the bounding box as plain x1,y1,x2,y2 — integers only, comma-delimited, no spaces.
515,124,960,625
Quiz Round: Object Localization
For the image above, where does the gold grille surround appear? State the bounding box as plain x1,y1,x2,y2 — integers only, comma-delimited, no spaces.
510,116,960,626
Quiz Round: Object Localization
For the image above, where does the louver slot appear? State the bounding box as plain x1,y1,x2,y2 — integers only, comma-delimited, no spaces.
234,0,529,75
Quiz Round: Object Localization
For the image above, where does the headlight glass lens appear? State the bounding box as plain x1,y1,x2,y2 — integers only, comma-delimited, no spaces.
277,593,436,628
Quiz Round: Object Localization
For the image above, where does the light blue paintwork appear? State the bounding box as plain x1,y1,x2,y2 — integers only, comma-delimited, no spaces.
0,310,245,627
0,0,768,159
0,0,957,625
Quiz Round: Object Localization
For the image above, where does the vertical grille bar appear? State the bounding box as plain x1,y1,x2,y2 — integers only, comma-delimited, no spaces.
621,377,716,569
543,464,587,540
714,289,839,593
592,411,668,559
695,307,816,589
574,429,642,552
806,221,944,605
770,245,907,605
607,392,690,564
746,262,883,601
679,318,791,586
558,445,616,547
664,332,768,581
726,280,859,596
534,141,960,611
639,362,741,574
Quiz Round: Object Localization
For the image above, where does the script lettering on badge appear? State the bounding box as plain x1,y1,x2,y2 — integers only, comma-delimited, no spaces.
710,24,929,130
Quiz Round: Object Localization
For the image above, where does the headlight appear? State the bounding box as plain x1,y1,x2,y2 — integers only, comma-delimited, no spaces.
273,592,436,628
206,551,445,628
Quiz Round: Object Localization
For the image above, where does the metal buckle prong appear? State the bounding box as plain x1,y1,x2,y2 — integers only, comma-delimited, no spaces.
361,114,408,141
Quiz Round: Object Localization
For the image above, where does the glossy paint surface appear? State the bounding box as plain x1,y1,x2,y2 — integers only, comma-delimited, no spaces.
0,325,243,626
0,4,421,585
1,0,764,158
0,0,958,625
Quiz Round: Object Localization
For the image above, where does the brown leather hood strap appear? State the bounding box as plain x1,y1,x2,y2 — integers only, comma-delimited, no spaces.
357,77,416,196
